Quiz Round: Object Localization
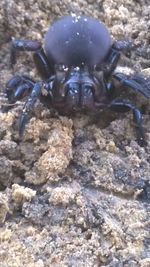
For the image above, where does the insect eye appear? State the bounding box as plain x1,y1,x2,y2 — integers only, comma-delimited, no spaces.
55,64,68,72
94,65,102,72
82,83,92,91
67,83,79,93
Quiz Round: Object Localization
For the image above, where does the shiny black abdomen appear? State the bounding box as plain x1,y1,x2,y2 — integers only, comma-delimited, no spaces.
44,15,112,67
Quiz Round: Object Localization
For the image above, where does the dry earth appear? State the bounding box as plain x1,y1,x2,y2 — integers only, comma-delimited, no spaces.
0,0,150,266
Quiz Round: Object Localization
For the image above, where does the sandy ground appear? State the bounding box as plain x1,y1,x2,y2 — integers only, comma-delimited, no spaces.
0,0,150,266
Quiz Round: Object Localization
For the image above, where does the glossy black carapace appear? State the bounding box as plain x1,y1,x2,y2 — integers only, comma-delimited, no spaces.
5,15,150,145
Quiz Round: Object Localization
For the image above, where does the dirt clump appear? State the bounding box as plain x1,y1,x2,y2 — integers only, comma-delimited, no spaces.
0,0,150,266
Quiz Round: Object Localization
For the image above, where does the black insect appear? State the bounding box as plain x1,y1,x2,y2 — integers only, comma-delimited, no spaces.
5,15,150,145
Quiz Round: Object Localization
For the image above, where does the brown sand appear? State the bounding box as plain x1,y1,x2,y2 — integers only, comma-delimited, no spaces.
0,0,150,266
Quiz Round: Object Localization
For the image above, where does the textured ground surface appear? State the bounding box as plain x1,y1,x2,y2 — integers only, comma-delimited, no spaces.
0,0,150,266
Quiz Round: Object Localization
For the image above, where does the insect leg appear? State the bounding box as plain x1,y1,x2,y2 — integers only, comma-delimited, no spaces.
10,39,52,79
113,73,150,99
19,81,43,136
109,99,147,146
6,75,35,101
104,48,120,77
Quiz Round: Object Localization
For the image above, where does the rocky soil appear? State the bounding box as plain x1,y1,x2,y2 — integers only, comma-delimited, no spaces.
0,0,150,266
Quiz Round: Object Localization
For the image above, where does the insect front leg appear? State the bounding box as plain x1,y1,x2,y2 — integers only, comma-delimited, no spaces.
19,81,44,136
3,75,35,112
